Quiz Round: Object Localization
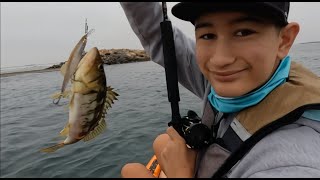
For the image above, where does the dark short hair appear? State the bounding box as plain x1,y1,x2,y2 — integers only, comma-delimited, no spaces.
172,2,289,27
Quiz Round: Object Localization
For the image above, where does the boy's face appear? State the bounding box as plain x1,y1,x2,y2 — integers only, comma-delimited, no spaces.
195,11,284,97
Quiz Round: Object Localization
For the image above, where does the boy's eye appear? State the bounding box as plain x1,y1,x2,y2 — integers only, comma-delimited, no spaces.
199,33,216,40
235,29,256,37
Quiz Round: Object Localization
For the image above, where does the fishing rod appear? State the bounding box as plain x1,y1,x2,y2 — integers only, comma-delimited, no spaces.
145,3,183,177
160,2,183,136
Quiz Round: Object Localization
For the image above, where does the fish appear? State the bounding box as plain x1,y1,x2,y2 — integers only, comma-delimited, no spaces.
52,29,95,104
41,47,119,153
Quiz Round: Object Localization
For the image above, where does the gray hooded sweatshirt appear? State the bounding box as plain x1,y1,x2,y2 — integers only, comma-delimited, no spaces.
120,2,320,178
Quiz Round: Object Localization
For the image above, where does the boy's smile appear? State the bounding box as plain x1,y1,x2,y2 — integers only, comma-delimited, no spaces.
211,68,248,82
195,12,284,97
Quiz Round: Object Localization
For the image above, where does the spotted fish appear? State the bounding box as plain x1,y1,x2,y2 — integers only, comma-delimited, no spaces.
41,47,119,153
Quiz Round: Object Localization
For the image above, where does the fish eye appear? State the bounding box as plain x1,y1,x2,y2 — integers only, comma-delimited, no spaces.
98,64,104,70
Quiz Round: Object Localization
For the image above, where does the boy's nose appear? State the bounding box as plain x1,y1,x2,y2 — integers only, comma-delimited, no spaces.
209,41,235,68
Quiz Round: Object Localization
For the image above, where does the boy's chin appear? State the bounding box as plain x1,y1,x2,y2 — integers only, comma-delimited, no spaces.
213,84,252,98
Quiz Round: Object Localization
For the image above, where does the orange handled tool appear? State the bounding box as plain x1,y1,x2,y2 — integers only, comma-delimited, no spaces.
146,155,161,178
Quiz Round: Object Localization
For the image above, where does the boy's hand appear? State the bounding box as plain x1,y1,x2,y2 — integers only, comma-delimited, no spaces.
160,126,197,178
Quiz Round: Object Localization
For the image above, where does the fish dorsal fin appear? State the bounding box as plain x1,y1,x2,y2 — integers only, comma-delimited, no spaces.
103,86,120,110
104,100,111,110
83,118,106,142
107,86,119,101
59,123,70,137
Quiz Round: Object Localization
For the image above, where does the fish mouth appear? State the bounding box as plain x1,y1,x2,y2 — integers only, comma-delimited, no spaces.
76,47,103,75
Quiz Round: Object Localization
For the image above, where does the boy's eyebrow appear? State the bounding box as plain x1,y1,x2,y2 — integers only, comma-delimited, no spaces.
195,22,213,30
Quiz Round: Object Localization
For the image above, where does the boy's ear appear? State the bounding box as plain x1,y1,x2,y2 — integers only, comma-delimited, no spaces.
277,22,300,59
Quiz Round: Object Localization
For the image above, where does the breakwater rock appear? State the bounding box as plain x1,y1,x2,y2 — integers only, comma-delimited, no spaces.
46,49,150,69
100,48,150,65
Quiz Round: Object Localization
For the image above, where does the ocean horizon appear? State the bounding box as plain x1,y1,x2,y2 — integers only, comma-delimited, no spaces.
1,42,319,76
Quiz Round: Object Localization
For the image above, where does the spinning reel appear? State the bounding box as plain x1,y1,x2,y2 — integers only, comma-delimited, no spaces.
169,110,213,150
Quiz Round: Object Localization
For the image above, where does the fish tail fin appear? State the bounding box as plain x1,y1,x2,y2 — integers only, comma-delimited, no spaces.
40,142,65,153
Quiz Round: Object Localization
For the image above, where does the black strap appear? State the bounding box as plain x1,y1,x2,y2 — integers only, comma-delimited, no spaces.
220,127,243,153
212,103,320,178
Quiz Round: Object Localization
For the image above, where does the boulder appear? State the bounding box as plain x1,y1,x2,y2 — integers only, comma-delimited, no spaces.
46,49,150,69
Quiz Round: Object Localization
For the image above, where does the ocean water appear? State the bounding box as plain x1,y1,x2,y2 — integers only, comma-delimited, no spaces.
1,43,319,178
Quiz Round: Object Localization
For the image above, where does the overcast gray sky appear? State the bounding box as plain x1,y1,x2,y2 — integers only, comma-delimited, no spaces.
1,2,320,68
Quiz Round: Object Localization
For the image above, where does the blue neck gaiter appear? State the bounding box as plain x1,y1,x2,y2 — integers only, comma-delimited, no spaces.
208,56,291,113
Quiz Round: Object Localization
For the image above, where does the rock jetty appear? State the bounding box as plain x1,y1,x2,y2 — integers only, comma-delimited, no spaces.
46,48,150,69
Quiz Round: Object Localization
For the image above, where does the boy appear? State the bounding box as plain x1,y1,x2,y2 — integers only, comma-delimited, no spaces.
120,2,320,178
